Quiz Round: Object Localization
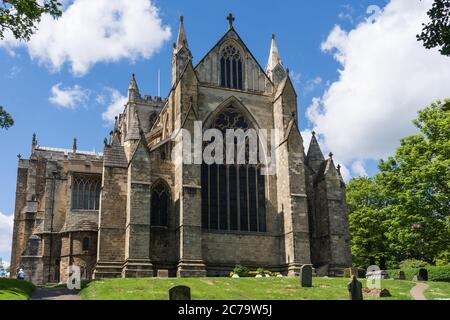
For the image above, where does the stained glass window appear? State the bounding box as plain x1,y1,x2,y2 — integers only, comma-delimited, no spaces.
220,45,243,89
201,106,266,232
72,174,101,210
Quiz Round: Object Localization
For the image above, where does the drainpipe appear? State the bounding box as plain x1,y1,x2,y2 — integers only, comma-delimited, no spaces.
48,171,57,283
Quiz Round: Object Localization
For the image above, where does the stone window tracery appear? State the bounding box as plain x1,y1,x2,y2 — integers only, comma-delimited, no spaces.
71,174,101,210
220,44,243,90
201,106,266,233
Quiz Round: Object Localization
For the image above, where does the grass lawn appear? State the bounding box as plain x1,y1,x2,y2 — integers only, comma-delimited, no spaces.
0,278,35,300
80,277,439,300
424,281,450,300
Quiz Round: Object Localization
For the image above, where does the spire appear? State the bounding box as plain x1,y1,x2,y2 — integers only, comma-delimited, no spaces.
174,15,188,53
72,137,77,154
31,133,37,152
266,33,286,84
267,33,282,72
128,73,140,102
306,131,325,173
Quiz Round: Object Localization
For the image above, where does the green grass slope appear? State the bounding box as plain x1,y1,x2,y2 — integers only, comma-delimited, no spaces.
80,277,426,300
0,278,35,300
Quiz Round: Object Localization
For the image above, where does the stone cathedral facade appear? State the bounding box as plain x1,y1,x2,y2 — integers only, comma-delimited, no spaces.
10,16,351,285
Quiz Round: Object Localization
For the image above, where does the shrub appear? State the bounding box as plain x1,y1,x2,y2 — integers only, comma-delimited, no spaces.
386,265,450,282
256,268,265,275
233,264,249,275
399,259,430,269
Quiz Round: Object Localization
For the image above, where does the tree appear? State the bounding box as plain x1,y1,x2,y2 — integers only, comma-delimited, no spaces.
347,177,390,268
417,0,450,57
0,106,14,129
347,99,450,266
377,99,450,263
0,0,62,41
1,1,62,129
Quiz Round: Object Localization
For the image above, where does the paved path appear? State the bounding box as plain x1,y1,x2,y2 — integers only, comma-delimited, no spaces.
30,288,81,300
410,282,429,300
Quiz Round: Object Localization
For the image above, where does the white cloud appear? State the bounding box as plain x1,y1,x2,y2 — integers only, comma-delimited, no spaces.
49,83,90,109
101,88,128,123
307,0,450,176
304,76,323,94
0,212,13,263
0,0,171,76
351,160,368,177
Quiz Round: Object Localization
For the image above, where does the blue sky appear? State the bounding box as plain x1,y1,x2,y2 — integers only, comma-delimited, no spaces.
1,0,449,264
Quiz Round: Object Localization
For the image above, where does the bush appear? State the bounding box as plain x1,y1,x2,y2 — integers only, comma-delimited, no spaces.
386,265,450,282
230,265,279,277
233,264,249,275
399,259,431,269
435,251,450,266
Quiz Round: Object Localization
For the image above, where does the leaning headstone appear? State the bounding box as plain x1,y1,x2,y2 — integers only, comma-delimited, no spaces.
418,268,428,281
169,285,191,300
398,271,406,280
413,275,420,281
300,265,313,287
157,269,169,278
347,276,363,300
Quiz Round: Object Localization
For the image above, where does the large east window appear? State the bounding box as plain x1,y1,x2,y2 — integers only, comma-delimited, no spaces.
220,44,243,90
201,106,266,232
71,174,101,210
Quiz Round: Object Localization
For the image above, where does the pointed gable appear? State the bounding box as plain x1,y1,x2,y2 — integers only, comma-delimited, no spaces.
306,132,325,173
194,27,273,93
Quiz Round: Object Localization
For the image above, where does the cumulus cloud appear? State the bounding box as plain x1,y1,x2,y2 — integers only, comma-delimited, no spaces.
101,88,128,124
0,0,171,76
49,83,90,109
307,0,450,175
0,212,13,263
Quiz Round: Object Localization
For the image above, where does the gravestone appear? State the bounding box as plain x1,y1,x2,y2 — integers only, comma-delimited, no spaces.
300,264,313,287
418,268,428,281
231,274,240,278
169,285,191,300
157,269,169,278
347,276,363,300
397,271,406,280
413,275,419,281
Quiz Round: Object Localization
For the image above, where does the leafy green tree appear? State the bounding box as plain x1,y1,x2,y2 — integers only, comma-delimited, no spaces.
347,99,450,266
0,105,14,129
376,99,450,263
1,1,62,129
347,177,390,268
1,0,62,40
417,0,450,57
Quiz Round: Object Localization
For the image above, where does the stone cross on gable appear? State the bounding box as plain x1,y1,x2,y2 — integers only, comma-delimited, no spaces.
227,13,235,29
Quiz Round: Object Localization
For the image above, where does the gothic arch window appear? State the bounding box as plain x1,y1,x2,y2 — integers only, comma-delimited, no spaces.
201,105,266,233
71,174,101,210
220,44,243,90
82,237,89,251
151,181,170,227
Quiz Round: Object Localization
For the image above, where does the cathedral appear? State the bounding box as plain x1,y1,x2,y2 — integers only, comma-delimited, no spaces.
10,15,352,285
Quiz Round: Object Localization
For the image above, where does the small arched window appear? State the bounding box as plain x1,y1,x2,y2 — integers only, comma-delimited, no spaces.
82,237,89,251
220,44,243,90
151,181,170,227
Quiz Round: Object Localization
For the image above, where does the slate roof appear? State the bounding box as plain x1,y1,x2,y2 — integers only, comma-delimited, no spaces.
103,144,128,168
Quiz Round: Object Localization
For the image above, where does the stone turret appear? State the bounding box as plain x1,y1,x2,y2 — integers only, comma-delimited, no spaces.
172,16,192,85
266,33,286,86
128,74,141,103
306,132,325,173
